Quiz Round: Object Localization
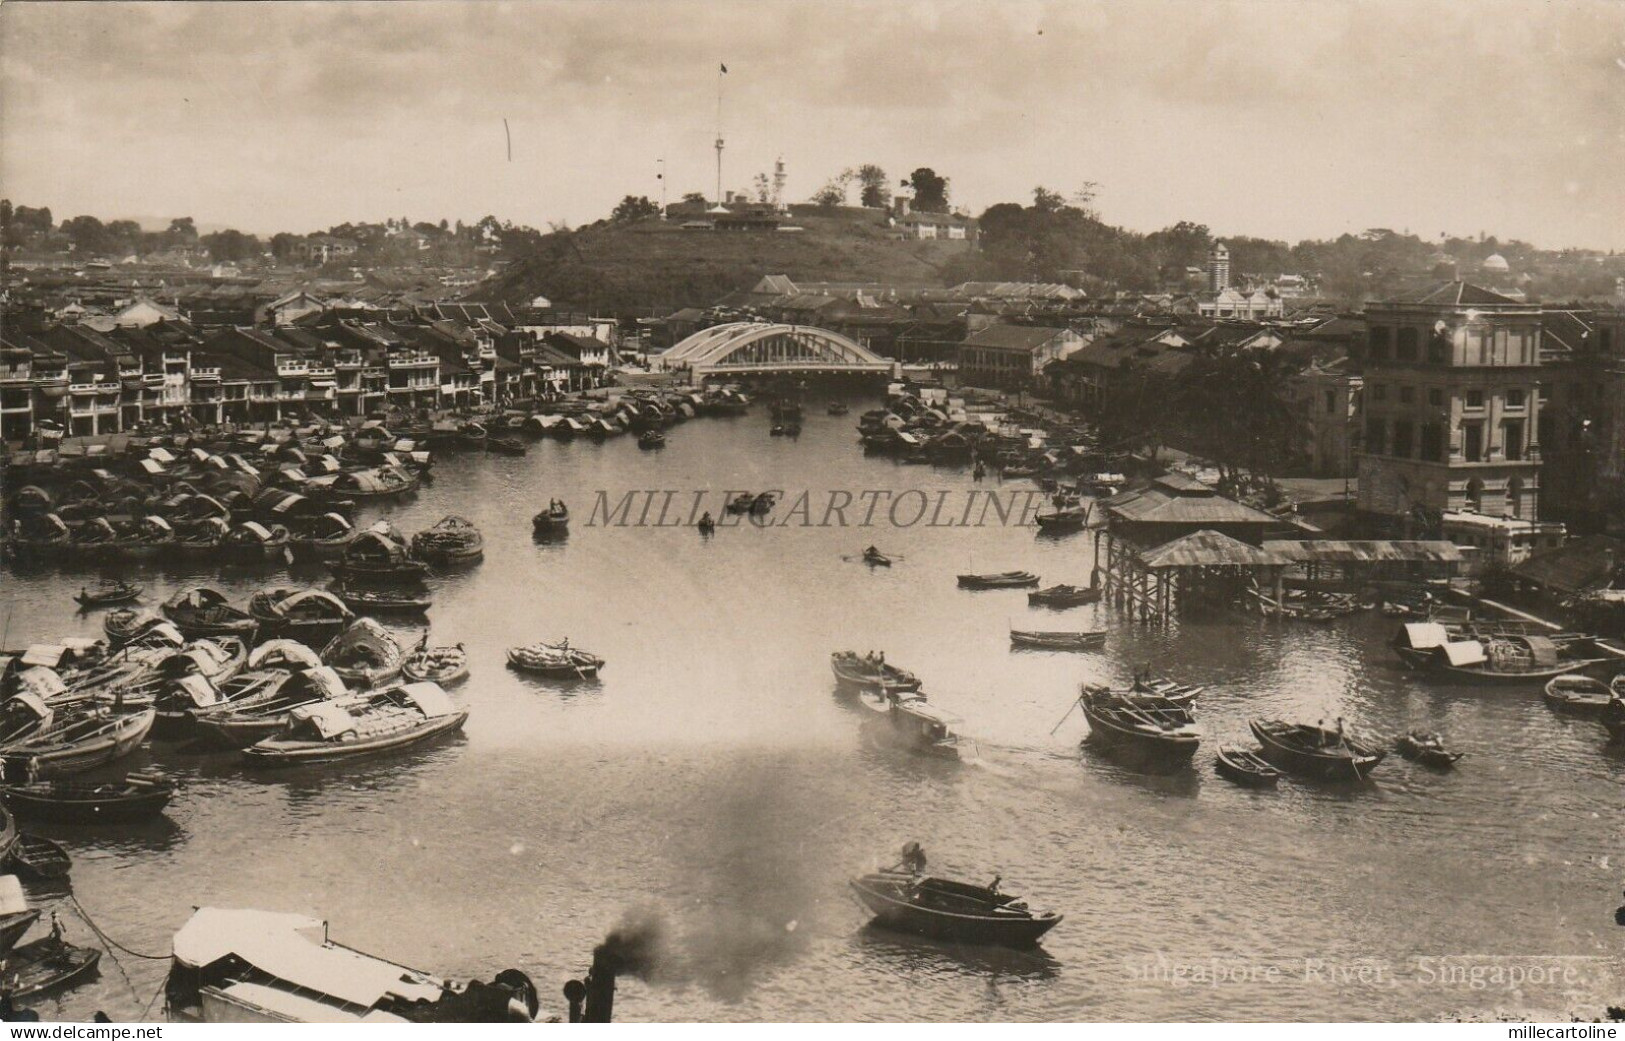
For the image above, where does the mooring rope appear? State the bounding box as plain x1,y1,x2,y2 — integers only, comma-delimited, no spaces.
67,893,169,960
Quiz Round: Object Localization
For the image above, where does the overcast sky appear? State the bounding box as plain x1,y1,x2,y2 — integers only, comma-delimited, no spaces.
3,0,1623,247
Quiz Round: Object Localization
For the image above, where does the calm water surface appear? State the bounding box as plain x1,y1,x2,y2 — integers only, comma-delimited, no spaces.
4,401,1623,1021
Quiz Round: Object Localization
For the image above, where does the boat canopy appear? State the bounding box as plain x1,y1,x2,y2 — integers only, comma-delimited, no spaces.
399,682,458,719
236,521,274,542
290,700,359,739
167,587,232,610
15,667,67,702
0,876,28,917
174,674,221,709
171,908,445,1010
248,639,324,672
321,618,402,667
21,644,69,669
272,589,351,618
345,527,409,562
1401,622,1451,651
4,692,53,727
132,620,187,647
289,666,348,702
1519,635,1561,667
1438,640,1488,667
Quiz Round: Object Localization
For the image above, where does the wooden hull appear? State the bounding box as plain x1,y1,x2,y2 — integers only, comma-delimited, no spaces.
958,574,1039,590
11,835,72,881
830,657,921,695
1214,748,1280,787
0,910,40,956
1250,721,1383,781
4,710,156,780
242,711,467,767
1010,631,1105,651
1081,703,1199,765
1,783,174,823
849,877,1060,948
0,936,101,998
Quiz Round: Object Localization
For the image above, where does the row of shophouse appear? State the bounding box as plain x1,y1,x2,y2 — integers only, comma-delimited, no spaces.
0,299,620,440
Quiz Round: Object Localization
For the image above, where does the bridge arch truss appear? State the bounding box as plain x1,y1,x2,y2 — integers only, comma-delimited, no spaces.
662,322,893,377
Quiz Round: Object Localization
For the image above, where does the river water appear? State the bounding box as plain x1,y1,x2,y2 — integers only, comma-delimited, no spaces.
4,399,1622,1022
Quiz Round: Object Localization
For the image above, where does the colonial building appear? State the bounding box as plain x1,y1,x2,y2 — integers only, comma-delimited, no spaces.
957,323,1083,389
1285,358,1362,477
1357,281,1549,530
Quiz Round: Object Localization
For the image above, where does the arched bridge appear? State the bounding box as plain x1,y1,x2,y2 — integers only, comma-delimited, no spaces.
661,322,894,377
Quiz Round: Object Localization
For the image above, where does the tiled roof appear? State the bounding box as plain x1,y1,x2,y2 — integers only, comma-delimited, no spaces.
1392,281,1522,307
962,323,1069,351
1511,534,1625,594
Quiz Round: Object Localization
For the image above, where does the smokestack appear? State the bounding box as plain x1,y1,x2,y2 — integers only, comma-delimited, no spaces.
583,947,617,1023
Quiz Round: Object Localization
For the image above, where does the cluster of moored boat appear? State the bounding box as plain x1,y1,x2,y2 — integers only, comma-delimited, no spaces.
3,586,475,784
3,421,436,570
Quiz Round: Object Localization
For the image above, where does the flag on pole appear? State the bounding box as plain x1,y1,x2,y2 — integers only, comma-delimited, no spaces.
720,63,728,73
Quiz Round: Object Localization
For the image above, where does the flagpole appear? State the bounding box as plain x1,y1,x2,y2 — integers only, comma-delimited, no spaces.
658,157,666,219
715,63,726,206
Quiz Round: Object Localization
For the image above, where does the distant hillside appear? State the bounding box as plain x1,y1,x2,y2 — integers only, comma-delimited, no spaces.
470,210,975,316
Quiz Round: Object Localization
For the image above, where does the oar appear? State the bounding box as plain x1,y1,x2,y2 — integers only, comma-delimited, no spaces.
1049,697,1081,735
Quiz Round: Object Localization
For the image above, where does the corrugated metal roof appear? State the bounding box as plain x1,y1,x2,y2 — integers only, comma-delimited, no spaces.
1262,540,1464,564
1106,487,1281,527
1139,530,1286,569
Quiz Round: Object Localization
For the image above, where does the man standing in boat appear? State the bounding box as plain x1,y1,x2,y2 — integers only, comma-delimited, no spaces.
890,841,927,875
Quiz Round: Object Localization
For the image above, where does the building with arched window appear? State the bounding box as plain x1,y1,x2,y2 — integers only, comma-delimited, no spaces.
1356,281,1557,537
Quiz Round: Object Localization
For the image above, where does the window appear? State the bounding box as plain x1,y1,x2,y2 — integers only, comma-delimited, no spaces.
1427,388,1443,407
1466,390,1485,409
1392,419,1414,458
1427,330,1449,364
1368,327,1391,362
1503,419,1524,461
1506,388,1525,408
1507,477,1524,518
1603,328,1615,355
1364,418,1386,456
1396,328,1419,362
1372,384,1388,403
1324,390,1336,413
1463,422,1483,462
1420,422,1444,462
1465,477,1484,511
1399,386,1415,404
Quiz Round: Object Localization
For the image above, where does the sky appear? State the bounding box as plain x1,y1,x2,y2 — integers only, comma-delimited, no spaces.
3,0,1624,248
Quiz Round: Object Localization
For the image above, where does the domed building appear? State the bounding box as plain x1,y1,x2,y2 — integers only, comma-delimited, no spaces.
1481,253,1510,273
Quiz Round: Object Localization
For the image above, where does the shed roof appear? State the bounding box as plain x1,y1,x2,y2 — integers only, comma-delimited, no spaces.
1139,530,1286,569
1262,540,1464,564
1104,487,1281,527
1510,534,1623,594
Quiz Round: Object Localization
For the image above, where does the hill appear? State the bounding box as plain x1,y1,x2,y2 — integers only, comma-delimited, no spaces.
469,209,975,316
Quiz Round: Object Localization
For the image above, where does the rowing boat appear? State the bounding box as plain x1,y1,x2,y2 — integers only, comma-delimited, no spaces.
0,771,175,823
830,651,921,694
1250,719,1385,781
958,571,1040,590
849,870,1061,948
1010,629,1105,651
507,641,603,678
